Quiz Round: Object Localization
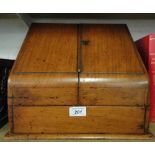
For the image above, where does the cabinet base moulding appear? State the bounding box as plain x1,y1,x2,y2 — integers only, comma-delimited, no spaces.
5,132,154,141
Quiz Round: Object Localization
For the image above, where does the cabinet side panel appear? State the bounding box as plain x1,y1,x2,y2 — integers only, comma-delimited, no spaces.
8,75,14,133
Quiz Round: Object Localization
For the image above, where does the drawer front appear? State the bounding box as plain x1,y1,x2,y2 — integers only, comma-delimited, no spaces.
9,73,78,106
13,106,145,134
12,87,77,106
79,87,147,106
79,74,148,106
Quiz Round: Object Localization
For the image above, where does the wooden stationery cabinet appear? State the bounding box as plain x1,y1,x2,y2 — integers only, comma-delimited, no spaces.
7,24,151,140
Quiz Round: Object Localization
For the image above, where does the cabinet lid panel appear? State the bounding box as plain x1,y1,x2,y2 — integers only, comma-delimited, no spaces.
13,24,78,73
81,24,144,73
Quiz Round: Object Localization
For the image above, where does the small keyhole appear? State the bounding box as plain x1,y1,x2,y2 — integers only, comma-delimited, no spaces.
80,40,90,45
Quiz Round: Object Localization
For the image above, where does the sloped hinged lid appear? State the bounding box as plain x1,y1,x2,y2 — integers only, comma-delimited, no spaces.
80,24,144,73
79,24,148,106
14,24,78,73
10,24,78,106
9,24,148,106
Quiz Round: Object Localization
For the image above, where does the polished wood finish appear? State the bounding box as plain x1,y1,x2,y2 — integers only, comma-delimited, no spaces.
8,24,149,139
13,106,145,134
8,24,78,106
5,132,154,141
8,74,78,106
81,24,144,73
9,74,148,106
79,24,148,106
79,74,148,105
14,24,78,73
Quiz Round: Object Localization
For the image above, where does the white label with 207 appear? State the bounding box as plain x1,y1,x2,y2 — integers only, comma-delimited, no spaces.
69,107,86,117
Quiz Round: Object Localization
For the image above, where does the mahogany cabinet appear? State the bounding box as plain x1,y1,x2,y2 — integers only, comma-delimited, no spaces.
7,24,150,139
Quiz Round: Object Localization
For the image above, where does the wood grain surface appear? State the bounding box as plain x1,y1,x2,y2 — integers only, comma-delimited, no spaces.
5,132,154,141
13,106,145,134
79,73,148,105
8,73,78,106
8,24,149,136
13,24,78,73
80,24,145,73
